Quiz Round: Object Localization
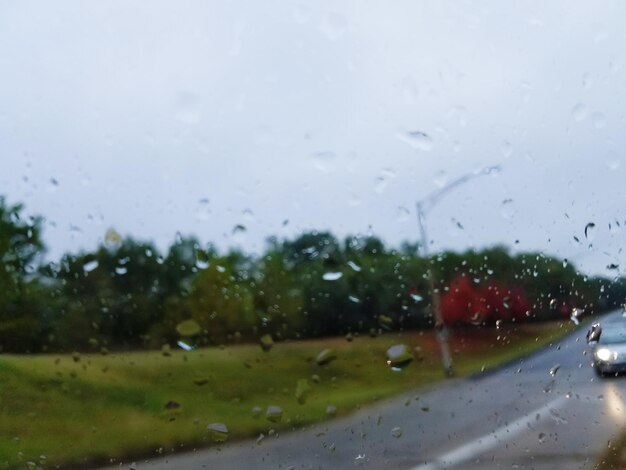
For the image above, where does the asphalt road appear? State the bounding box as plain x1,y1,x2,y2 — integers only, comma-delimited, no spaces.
100,311,626,470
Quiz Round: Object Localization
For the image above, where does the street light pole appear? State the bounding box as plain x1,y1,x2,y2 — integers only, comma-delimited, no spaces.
416,165,501,377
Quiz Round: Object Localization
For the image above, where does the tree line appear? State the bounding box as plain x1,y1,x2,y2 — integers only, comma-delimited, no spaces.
0,196,623,353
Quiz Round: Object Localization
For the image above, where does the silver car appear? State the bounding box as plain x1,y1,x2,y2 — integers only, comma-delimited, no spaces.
588,322,626,376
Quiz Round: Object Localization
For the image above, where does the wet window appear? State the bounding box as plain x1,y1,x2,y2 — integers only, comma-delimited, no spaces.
2,2,626,470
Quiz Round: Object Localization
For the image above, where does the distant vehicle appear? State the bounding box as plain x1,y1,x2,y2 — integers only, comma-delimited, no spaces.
588,322,626,376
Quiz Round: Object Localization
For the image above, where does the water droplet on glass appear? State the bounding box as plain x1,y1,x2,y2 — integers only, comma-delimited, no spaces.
292,4,310,24
386,344,413,370
104,228,122,248
176,319,202,337
260,334,274,352
251,406,262,418
295,379,311,405
175,91,201,124
348,295,360,303
82,260,99,273
323,272,343,281
266,405,283,423
584,222,595,239
571,103,588,122
176,340,194,351
396,206,411,222
326,405,337,416
410,293,423,302
316,348,337,366
570,308,583,325
391,426,403,438
319,12,347,41
549,364,560,377
592,112,606,129
347,261,361,272
378,314,393,330
194,199,211,221
397,131,433,152
164,400,180,409
115,266,127,275
207,423,229,442
501,141,513,158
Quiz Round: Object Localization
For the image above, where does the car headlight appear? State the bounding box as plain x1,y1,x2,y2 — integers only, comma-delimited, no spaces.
596,348,613,361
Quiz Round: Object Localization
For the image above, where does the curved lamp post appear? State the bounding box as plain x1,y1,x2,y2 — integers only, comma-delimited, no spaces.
416,165,501,377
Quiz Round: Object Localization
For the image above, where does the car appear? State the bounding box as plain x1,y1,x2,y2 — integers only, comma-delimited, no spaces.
588,322,626,376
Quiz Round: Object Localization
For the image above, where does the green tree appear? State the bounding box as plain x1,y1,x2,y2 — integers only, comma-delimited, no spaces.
0,197,47,352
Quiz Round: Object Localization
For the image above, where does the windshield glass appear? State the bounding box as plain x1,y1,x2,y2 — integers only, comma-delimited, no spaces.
3,2,626,470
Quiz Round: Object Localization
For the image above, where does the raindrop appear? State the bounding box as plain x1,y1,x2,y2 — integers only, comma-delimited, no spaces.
323,272,343,281
266,405,283,423
592,112,606,129
319,12,347,41
607,263,619,270
233,224,246,234
196,258,210,270
316,348,337,366
386,344,413,369
295,379,311,405
161,344,172,357
410,293,423,302
326,405,337,416
206,423,229,442
584,222,595,239
115,266,127,275
397,130,433,152
177,340,194,351
260,334,274,352
501,141,513,158
348,295,360,303
562,259,568,268
104,228,122,248
571,103,588,122
251,406,262,418
347,261,361,272
378,314,393,330
570,308,583,325
292,4,310,24
176,319,202,337
549,364,560,377
396,206,411,222
195,199,211,221
83,260,99,273
391,426,403,438
175,91,201,124
164,400,180,409
345,332,354,342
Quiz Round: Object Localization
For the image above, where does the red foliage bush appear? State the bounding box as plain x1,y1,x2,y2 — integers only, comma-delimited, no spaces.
440,275,529,326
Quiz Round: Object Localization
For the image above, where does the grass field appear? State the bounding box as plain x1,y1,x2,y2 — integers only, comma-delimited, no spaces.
0,321,576,469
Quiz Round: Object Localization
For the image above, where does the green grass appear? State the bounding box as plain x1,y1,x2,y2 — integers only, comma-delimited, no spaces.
0,321,576,469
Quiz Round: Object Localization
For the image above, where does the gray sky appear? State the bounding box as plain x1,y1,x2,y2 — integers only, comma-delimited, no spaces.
1,1,625,275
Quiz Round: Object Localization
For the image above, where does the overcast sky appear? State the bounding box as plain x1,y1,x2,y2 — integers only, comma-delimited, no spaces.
1,1,625,275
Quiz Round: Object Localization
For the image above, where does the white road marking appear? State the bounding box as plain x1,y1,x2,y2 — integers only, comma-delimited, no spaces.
411,395,568,470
